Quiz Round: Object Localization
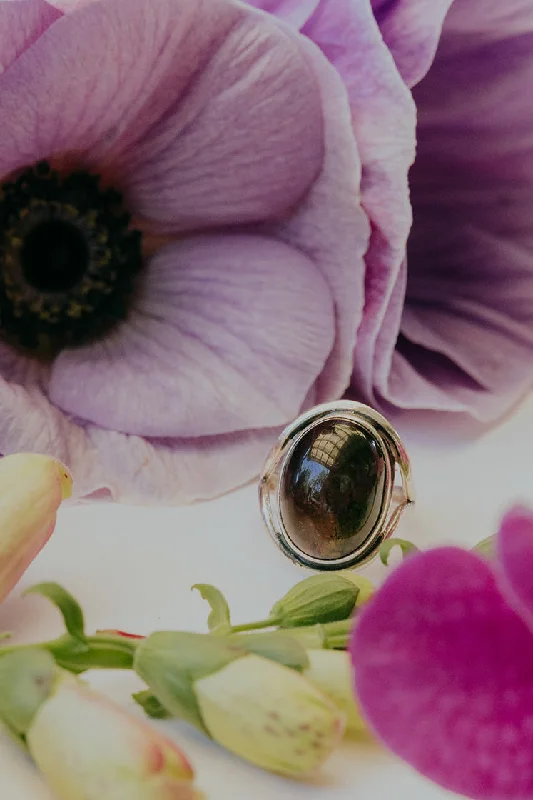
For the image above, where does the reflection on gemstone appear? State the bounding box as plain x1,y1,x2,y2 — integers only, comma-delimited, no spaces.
280,420,387,560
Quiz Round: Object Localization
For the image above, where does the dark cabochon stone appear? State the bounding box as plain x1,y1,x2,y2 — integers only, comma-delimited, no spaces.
280,420,387,560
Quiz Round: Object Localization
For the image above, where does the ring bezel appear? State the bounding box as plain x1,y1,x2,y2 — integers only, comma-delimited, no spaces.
259,401,414,571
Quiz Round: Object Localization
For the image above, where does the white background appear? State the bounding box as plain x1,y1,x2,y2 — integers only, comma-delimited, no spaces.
2,394,533,799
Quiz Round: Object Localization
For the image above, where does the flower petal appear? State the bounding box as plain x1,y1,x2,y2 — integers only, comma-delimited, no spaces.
0,0,323,229
248,0,320,27
294,0,417,403
371,0,453,86
259,25,372,402
49,234,335,437
352,547,533,800
497,507,533,627
0,371,278,503
368,4,533,420
0,0,61,74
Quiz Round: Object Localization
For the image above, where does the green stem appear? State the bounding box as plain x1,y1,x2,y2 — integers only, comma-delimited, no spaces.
229,617,279,634
0,633,140,673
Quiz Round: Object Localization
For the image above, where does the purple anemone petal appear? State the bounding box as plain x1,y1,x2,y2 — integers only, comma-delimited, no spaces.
295,0,417,404
371,0,454,86
48,235,335,437
352,547,533,800
0,0,61,73
497,507,533,627
242,0,320,29
370,1,533,420
0,372,276,503
86,426,277,504
0,0,323,229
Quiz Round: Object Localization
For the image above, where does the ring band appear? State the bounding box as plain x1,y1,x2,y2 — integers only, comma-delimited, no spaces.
259,401,414,571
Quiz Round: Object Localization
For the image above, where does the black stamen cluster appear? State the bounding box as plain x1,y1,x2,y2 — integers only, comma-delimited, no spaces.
0,161,143,355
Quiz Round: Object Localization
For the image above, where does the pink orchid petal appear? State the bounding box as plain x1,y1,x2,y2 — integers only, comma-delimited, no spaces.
0,0,323,229
0,0,61,73
497,507,533,627
48,235,334,437
352,547,533,800
371,0,454,86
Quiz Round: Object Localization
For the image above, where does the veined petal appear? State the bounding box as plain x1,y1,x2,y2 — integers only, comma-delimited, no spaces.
248,0,320,27
0,373,278,503
0,0,323,229
371,0,453,86
0,0,61,74
352,547,533,800
371,2,533,420
49,234,335,437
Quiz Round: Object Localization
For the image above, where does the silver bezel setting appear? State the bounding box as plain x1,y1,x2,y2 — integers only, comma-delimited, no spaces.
259,401,414,571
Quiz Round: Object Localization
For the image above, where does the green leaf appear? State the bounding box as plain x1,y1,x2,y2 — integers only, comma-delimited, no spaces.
234,632,309,672
380,538,420,566
25,583,86,642
46,633,136,675
472,535,494,558
192,584,231,633
0,633,11,642
132,690,172,720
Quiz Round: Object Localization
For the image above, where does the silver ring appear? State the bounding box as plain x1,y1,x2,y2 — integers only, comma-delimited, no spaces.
259,401,414,571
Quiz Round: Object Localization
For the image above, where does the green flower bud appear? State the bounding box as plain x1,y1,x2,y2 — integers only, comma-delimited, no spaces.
270,573,371,628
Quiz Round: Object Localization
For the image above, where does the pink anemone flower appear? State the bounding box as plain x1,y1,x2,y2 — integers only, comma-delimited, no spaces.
351,507,533,800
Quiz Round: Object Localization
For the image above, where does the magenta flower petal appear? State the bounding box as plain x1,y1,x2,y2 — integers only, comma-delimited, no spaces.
0,0,323,227
497,508,533,627
0,0,61,72
352,547,533,800
48,235,334,437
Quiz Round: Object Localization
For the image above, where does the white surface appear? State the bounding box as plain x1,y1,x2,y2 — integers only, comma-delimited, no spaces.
2,394,533,799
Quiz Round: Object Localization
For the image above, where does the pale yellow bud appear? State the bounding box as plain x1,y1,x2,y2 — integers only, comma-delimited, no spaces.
304,649,370,738
0,454,72,602
27,674,202,800
194,654,344,777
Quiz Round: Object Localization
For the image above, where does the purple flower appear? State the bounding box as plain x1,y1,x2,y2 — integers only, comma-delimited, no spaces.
257,0,533,420
0,0,368,502
351,507,533,800
2,0,532,504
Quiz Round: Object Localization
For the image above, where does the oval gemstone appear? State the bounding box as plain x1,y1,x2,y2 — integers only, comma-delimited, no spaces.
280,420,387,561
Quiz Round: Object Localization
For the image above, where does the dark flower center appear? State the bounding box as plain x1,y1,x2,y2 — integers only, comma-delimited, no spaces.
21,219,90,294
0,162,143,355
